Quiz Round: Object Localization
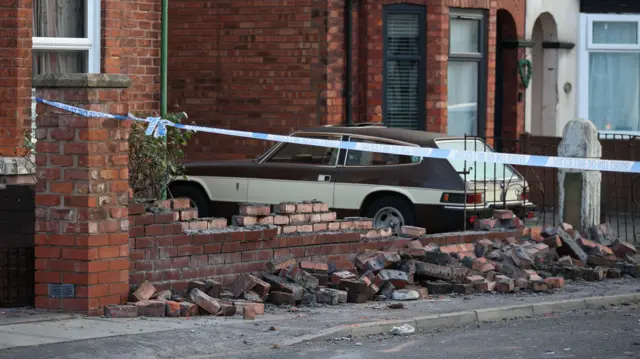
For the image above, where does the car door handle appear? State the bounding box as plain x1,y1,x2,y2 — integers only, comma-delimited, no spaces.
318,174,331,182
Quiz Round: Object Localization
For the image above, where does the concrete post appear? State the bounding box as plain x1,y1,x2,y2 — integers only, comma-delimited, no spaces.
557,119,602,231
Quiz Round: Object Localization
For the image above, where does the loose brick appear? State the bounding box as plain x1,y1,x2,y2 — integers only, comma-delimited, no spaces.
188,281,209,294
265,254,297,274
189,288,220,315
414,261,454,281
425,280,454,294
558,255,574,266
179,301,199,317
475,280,496,293
544,235,562,248
495,278,515,293
239,203,271,216
400,225,426,237
217,301,237,317
104,304,138,318
300,261,329,274
330,270,357,285
205,279,223,298
453,283,475,294
557,229,588,262
295,202,313,213
230,274,265,298
531,280,548,292
464,275,485,284
377,270,409,289
312,201,329,212
611,239,637,258
269,291,296,306
233,215,257,226
134,300,166,317
152,289,172,301
165,301,181,317
544,277,565,289
274,202,296,214
260,273,305,300
493,209,513,220
131,281,155,302
234,300,265,316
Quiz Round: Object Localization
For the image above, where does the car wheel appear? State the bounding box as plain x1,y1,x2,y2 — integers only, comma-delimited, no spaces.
168,183,212,217
365,196,415,232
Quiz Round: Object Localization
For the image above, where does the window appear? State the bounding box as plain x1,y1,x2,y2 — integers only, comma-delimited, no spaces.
383,4,426,130
266,135,340,166
344,137,421,166
447,10,487,137
578,14,640,133
436,139,518,181
32,0,101,74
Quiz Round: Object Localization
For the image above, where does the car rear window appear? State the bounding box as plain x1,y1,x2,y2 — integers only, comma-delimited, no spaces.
435,139,519,181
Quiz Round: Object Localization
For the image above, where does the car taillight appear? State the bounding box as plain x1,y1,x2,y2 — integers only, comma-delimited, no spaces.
468,215,478,224
466,193,483,204
520,192,529,201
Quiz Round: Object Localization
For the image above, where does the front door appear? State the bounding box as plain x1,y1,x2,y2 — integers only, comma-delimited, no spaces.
246,133,342,207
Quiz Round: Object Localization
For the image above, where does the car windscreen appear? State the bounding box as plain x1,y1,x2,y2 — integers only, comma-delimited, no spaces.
435,139,520,181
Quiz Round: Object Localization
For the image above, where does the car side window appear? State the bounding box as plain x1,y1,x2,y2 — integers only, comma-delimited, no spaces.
266,135,340,166
345,137,419,166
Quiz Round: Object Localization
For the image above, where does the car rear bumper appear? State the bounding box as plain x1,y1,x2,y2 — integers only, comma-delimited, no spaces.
443,201,537,221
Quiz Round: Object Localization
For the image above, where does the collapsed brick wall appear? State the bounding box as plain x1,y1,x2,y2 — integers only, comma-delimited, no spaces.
128,199,521,292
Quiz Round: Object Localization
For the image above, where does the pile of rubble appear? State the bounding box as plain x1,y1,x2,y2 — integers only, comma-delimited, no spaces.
109,210,638,317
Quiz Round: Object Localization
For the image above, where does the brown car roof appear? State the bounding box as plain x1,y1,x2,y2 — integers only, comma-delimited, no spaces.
293,126,455,148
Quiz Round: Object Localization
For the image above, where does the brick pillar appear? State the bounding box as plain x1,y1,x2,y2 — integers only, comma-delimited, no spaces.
33,74,132,315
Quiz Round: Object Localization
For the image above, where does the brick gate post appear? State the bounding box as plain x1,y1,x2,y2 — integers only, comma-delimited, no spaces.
32,74,132,315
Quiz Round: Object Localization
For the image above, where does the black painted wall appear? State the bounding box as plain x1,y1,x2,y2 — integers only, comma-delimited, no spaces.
581,0,640,13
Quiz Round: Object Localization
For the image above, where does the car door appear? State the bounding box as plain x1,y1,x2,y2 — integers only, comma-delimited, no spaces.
245,133,342,207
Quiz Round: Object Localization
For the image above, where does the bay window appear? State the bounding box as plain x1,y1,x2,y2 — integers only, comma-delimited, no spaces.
32,0,101,75
578,14,640,132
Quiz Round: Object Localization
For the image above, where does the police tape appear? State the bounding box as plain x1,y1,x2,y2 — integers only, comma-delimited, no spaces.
35,97,640,174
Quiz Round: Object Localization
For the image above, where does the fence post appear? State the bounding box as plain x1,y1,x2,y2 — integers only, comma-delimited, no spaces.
557,119,602,231
32,74,132,315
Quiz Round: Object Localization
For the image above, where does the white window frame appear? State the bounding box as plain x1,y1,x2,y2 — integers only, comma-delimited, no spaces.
578,13,640,121
31,0,101,73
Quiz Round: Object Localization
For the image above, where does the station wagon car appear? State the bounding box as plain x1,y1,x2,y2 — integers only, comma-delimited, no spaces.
168,125,536,233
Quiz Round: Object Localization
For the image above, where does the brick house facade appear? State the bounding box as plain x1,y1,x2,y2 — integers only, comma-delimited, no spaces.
168,0,526,160
0,0,525,161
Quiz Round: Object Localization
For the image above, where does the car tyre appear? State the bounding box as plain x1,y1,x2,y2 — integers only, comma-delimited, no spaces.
168,183,212,218
365,196,415,231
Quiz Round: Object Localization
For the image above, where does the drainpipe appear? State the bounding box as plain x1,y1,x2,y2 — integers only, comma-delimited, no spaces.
161,0,168,118
160,0,168,199
344,0,353,125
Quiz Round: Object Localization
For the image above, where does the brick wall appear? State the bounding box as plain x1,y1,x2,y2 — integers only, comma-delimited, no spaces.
0,0,32,157
168,0,329,160
128,199,521,291
102,0,161,113
169,0,526,160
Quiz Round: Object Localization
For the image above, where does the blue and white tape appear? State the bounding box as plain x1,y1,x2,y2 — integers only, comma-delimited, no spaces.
35,98,640,174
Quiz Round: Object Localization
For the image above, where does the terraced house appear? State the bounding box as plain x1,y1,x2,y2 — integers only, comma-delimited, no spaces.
0,0,531,309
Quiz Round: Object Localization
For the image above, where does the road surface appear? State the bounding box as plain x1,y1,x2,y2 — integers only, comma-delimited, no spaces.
240,304,640,359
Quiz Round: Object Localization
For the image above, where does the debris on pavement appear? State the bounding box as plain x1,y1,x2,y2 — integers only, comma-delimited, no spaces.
390,324,415,335
108,204,639,318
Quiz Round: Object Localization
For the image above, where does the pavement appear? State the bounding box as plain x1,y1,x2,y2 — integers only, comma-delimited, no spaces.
250,303,640,359
0,277,639,358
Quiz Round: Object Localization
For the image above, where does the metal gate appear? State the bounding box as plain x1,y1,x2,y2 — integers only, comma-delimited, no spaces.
0,185,35,307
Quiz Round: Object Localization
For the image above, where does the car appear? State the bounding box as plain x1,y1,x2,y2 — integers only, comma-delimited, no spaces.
168,124,536,233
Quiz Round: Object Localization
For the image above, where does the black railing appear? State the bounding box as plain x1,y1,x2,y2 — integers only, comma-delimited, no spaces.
461,133,640,243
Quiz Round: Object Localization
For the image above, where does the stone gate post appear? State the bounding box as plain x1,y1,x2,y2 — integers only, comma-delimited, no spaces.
557,119,602,231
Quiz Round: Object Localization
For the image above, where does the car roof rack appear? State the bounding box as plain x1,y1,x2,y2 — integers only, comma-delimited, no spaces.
323,122,387,128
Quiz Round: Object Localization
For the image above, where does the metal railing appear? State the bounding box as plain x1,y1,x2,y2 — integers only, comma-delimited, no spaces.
461,133,640,243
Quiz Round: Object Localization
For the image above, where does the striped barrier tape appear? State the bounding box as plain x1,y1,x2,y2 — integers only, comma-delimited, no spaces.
35,98,639,173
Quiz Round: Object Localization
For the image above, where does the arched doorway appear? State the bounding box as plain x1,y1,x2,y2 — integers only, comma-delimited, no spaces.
531,12,559,136
494,10,518,151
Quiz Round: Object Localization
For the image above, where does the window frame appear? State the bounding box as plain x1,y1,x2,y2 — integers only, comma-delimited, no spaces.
31,0,101,73
342,135,423,168
382,3,427,130
447,8,488,137
577,13,640,123
260,132,343,167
